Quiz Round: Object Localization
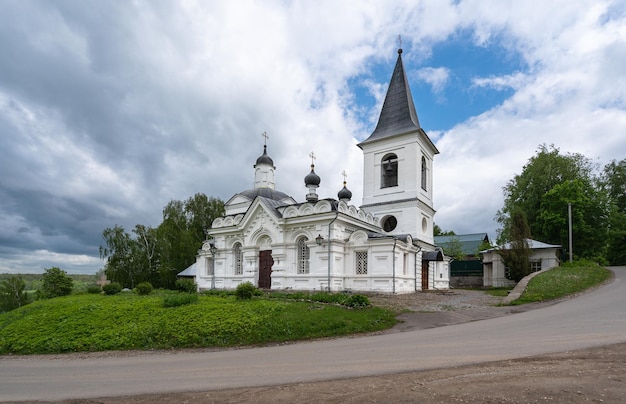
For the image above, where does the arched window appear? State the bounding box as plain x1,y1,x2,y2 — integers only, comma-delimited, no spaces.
233,243,243,275
381,153,398,188
297,237,310,274
421,156,427,190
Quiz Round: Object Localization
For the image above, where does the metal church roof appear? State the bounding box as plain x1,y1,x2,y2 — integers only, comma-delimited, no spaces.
358,49,421,146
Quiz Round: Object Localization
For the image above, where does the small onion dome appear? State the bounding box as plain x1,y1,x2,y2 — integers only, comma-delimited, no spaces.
304,164,321,187
255,145,274,166
338,182,352,201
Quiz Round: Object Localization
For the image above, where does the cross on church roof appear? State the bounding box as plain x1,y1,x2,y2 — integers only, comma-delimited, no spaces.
342,170,347,184
309,151,316,165
261,131,269,145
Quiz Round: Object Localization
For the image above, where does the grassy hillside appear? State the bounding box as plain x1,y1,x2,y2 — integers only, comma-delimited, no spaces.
512,262,612,305
0,293,396,355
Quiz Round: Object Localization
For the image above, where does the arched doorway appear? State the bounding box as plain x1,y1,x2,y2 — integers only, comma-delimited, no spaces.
256,235,273,289
258,250,273,289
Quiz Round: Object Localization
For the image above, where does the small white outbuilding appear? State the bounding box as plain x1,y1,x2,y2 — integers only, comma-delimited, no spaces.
481,239,561,287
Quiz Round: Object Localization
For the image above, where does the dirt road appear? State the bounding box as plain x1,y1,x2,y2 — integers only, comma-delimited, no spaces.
64,343,625,403
11,288,625,403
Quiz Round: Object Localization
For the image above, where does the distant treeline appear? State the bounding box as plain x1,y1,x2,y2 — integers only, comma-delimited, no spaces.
0,273,97,291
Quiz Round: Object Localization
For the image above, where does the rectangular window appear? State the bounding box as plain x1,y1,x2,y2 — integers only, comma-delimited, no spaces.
356,251,368,275
403,253,408,276
206,258,214,276
530,260,542,273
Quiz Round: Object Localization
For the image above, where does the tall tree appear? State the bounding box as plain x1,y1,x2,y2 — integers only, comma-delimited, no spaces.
157,194,225,287
100,225,139,288
433,224,455,236
537,179,608,261
0,275,29,312
496,144,597,245
132,224,160,284
185,193,225,243
498,209,532,282
602,159,626,264
99,194,225,289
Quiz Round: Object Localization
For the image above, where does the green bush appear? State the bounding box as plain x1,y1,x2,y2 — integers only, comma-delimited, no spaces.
235,282,256,300
310,292,347,305
86,285,102,294
135,282,153,295
102,282,122,295
38,267,74,299
175,278,197,293
163,293,198,307
344,294,370,308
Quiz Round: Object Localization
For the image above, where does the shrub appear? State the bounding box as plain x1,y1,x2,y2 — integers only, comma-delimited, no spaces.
175,278,197,293
235,282,256,300
310,292,347,305
135,282,153,295
163,293,198,307
102,282,122,295
344,294,370,308
86,285,102,294
38,267,74,299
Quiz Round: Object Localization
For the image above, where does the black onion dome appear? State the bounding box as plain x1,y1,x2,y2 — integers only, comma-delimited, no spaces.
304,165,321,186
338,183,352,200
255,145,274,166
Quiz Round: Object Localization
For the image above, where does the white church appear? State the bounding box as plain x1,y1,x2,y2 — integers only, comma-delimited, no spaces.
181,48,449,294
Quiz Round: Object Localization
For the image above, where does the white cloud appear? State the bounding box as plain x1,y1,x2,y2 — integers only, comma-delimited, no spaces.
0,0,625,271
415,67,451,95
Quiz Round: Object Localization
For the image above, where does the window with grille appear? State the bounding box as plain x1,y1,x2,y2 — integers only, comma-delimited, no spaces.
356,251,368,275
233,243,243,275
206,257,214,276
297,237,310,274
530,259,542,273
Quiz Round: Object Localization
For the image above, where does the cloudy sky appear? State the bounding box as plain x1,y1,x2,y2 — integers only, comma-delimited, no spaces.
1,1,625,274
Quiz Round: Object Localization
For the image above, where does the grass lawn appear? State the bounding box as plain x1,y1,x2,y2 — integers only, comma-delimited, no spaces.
512,263,612,305
0,293,396,355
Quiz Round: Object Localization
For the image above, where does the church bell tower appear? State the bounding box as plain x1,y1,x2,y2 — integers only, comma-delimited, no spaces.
358,48,439,245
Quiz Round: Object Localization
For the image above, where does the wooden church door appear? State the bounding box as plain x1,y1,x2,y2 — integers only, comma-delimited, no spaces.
258,250,273,289
421,261,429,290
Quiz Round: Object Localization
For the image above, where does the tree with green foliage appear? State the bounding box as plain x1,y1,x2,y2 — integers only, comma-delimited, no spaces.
601,159,626,265
100,225,138,288
498,209,532,282
537,179,609,261
100,194,224,289
496,144,597,245
433,224,455,236
441,236,465,260
38,267,74,299
0,275,30,312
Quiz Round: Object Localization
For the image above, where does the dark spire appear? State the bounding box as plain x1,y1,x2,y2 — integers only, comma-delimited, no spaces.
358,48,421,147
